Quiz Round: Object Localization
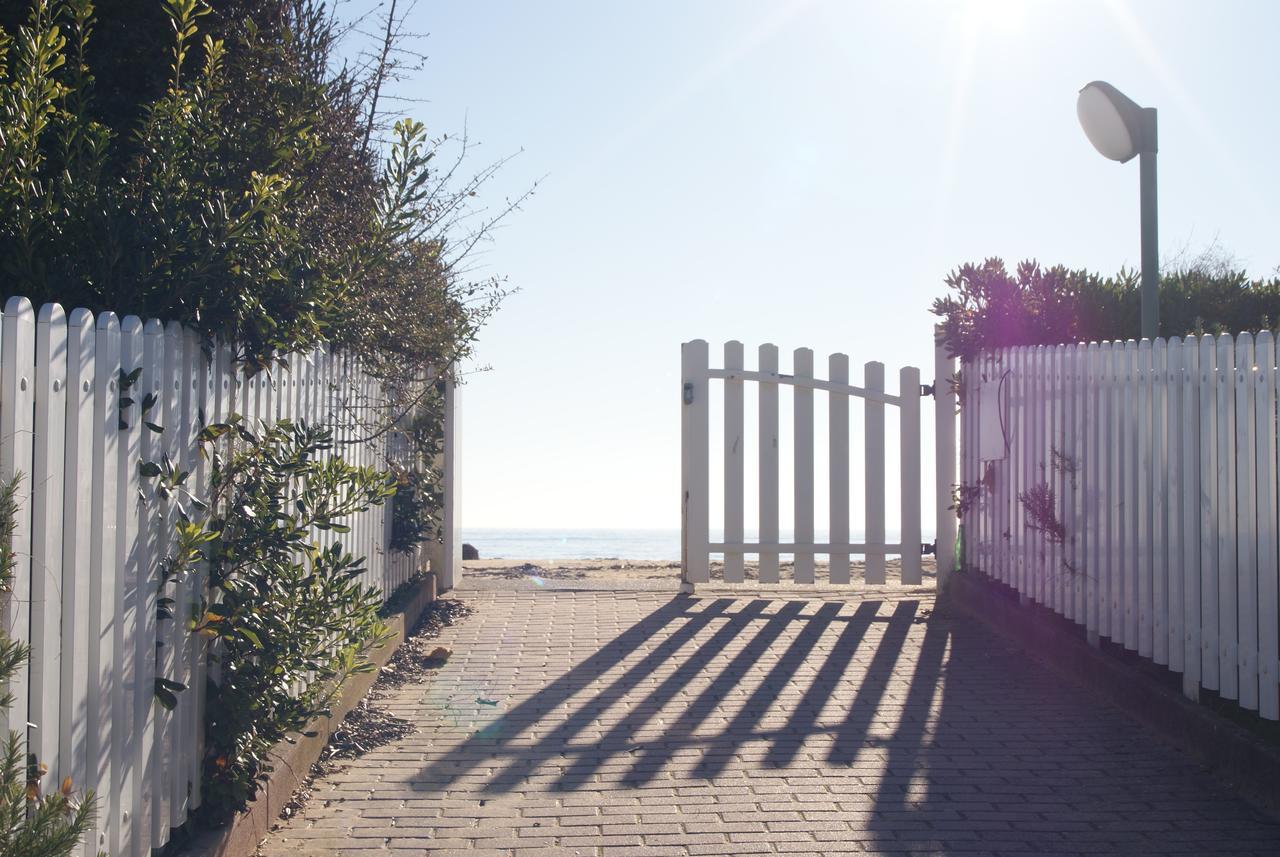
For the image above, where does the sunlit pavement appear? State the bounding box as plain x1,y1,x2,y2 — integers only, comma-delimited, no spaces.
258,586,1280,856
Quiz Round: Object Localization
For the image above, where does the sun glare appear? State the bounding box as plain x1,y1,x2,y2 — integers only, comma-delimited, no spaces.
965,0,1031,38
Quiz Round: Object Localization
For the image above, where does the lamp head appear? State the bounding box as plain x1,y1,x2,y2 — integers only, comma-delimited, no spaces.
1077,81,1157,163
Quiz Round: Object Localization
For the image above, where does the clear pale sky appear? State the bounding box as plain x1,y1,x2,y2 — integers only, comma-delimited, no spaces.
367,0,1280,530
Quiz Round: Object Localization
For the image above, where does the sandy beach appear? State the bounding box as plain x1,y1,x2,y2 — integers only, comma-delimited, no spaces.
460,556,938,591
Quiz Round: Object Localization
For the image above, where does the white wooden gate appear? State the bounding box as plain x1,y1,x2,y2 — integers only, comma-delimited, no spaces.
680,336,956,589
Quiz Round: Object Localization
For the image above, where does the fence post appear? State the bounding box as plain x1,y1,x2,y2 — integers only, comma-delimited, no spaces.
681,340,710,591
934,325,957,589
437,371,462,593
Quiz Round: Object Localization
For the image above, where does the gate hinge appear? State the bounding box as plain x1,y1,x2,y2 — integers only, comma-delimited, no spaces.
922,542,936,556
921,383,935,398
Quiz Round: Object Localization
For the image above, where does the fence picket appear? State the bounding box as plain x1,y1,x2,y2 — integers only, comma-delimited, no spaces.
1255,331,1278,718
60,309,95,846
680,341,710,585
1182,338,1202,699
1217,333,1239,699
1235,333,1258,710
30,304,67,777
1164,338,1182,671
1200,335,1221,691
829,354,850,585
793,349,815,584
1086,343,1101,637
901,365,922,584
0,298,35,741
758,345,779,583
865,361,886,584
1138,339,1153,658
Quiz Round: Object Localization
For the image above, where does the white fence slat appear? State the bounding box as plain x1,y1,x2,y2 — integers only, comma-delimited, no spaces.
997,352,1010,587
1181,338,1202,699
1138,339,1153,658
1085,344,1101,636
1059,346,1073,618
1235,333,1258,711
0,297,35,741
758,345,780,583
1200,334,1221,691
1152,339,1168,663
1122,340,1138,651
1110,342,1125,640
141,315,166,844
793,348,815,584
87,312,120,857
131,319,161,856
1165,338,1183,671
1072,345,1087,623
681,341,710,586
900,365,922,585
1256,331,1278,719
150,322,175,842
177,327,202,822
1216,333,1239,699
865,361,886,584
1005,349,1018,589
933,330,956,587
829,353,850,585
30,303,67,777
727,342,747,583
60,308,95,828
113,316,143,857
1051,346,1063,612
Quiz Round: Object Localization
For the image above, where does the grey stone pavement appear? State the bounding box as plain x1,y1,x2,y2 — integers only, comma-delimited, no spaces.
257,583,1280,856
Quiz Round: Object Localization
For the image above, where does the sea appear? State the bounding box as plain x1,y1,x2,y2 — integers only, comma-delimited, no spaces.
462,528,936,562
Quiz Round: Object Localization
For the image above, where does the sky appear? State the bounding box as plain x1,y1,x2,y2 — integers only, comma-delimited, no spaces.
357,0,1280,530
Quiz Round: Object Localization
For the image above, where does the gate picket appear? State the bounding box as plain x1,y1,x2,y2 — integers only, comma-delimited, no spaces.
793,349,815,584
829,354,850,585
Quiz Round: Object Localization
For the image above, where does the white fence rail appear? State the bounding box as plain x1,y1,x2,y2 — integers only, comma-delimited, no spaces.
681,339,956,588
0,297,461,856
961,333,1280,720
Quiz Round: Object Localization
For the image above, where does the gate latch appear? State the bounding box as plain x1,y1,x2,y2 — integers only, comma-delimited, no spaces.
683,382,694,405
921,383,935,398
921,542,936,556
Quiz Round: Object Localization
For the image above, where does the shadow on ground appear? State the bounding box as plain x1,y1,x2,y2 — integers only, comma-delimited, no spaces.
402,593,1280,854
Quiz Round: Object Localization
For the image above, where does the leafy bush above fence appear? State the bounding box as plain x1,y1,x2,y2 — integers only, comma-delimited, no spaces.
147,417,397,823
932,258,1280,360
0,476,95,857
0,0,509,377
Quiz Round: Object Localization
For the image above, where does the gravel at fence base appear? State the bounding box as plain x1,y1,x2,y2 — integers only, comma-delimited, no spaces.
269,598,475,829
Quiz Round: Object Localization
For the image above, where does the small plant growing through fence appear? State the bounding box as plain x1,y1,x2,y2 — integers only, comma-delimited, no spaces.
0,476,97,856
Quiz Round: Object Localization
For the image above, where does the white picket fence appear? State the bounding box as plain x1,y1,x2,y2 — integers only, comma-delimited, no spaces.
0,296,462,857
961,332,1280,720
681,339,958,588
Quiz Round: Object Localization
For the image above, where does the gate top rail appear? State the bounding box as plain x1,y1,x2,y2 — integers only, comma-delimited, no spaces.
707,367,903,405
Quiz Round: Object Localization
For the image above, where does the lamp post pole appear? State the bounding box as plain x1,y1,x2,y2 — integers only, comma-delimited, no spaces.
1077,82,1160,339
1139,108,1159,339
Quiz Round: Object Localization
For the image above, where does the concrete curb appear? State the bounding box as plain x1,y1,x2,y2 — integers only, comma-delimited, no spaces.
941,570,1280,817
181,572,439,857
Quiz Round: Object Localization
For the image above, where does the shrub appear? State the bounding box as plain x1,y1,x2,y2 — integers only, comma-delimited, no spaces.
0,0,508,376
932,258,1280,360
147,418,397,823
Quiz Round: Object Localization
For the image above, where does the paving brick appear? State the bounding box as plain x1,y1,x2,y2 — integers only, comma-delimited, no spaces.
256,587,1280,856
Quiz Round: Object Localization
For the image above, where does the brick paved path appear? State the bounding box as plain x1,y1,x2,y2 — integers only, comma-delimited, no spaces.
258,587,1280,856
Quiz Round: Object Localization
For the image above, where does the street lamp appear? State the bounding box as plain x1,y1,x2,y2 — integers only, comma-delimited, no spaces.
1076,81,1159,339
